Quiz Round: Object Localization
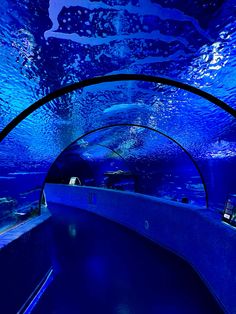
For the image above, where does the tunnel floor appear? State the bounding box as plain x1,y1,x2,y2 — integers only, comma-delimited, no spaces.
33,204,223,314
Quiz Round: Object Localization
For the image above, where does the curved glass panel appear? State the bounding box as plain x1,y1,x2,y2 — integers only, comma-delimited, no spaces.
0,0,236,131
0,79,235,230
47,143,131,188
0,0,236,230
48,125,206,205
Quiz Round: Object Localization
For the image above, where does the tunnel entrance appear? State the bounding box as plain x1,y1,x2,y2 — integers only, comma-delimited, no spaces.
44,123,207,208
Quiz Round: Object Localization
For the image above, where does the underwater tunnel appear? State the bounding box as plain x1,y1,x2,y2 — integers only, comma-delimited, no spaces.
0,0,236,313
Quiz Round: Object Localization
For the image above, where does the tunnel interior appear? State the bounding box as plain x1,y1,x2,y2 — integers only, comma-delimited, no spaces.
0,77,235,231
0,0,236,230
0,0,236,312
46,124,207,206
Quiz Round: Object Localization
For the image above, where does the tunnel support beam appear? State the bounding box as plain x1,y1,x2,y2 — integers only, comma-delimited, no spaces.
41,124,209,208
0,74,235,142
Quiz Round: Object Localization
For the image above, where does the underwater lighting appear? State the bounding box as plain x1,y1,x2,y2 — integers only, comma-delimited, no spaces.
223,194,236,227
69,176,82,186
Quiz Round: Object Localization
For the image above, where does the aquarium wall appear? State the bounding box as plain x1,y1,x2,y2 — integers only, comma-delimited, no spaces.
0,0,236,230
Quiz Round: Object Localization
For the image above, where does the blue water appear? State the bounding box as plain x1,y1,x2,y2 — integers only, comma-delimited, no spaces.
33,203,223,314
0,1,236,231
0,172,45,231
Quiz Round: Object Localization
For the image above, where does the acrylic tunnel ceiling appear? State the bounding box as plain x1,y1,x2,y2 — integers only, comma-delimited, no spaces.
0,0,236,228
47,124,208,207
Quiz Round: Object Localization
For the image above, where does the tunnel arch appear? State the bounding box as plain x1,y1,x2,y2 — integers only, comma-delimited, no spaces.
0,74,235,219
46,148,95,185
47,141,135,186
40,123,208,211
0,73,235,142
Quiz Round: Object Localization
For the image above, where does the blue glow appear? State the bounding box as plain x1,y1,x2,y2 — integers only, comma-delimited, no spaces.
0,0,235,228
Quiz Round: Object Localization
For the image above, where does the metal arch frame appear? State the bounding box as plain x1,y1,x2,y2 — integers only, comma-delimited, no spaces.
94,144,132,172
69,142,134,175
80,143,137,189
0,73,235,142
45,141,135,184
74,142,135,180
40,123,209,208
0,73,235,209
96,143,127,163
